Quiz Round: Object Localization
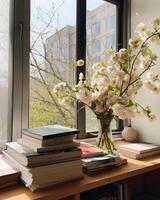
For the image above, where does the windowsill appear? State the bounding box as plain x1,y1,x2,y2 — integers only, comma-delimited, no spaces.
76,135,123,146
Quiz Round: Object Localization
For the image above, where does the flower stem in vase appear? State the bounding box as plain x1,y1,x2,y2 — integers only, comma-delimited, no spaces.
97,114,117,154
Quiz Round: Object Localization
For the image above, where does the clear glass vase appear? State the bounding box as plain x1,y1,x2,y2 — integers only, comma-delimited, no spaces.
96,115,117,154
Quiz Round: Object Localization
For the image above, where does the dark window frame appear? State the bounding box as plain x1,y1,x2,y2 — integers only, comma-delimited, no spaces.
9,0,130,141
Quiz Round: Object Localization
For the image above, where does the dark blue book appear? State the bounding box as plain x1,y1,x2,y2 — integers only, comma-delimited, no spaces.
22,124,79,140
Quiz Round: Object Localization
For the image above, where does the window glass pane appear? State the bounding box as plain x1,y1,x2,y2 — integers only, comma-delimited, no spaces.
86,0,117,133
0,0,10,148
91,22,101,37
91,39,101,54
30,0,76,128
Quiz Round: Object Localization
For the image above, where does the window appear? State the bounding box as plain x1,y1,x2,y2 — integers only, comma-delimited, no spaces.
91,22,101,37
0,0,11,148
29,0,76,128
106,34,116,49
91,39,101,54
106,15,116,31
0,0,127,146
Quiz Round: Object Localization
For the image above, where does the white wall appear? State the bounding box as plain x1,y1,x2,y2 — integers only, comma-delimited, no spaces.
131,0,160,144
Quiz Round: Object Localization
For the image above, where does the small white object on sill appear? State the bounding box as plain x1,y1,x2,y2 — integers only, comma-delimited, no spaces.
122,126,137,142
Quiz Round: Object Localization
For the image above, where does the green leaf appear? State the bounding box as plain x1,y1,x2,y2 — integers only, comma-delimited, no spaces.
96,72,107,77
73,63,78,68
108,85,120,95
99,62,106,67
127,100,137,107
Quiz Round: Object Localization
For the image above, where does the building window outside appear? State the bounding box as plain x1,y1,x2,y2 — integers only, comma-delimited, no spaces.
106,15,116,31
91,22,101,37
91,39,101,54
106,33,116,48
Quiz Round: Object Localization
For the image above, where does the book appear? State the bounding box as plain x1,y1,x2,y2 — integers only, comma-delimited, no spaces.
22,124,79,140
17,138,79,153
118,143,160,154
22,134,74,147
82,155,117,167
0,154,20,188
78,142,105,158
6,142,81,167
82,155,122,169
83,157,127,174
3,151,83,191
119,149,160,159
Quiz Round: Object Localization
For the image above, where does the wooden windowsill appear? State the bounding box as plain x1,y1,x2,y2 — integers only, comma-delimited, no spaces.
1,153,160,200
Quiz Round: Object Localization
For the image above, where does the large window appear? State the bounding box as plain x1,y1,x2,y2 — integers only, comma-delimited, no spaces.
0,0,127,146
0,0,11,148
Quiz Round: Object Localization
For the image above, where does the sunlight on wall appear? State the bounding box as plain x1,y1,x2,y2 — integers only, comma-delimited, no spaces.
131,0,160,144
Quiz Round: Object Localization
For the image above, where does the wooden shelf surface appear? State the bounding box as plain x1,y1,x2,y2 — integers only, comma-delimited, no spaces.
1,155,160,200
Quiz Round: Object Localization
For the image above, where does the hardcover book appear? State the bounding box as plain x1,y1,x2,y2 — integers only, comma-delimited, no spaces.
22,124,79,140
118,143,160,154
78,142,104,158
6,142,81,167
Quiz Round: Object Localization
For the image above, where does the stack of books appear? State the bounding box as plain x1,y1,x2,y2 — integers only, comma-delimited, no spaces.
82,154,127,174
3,125,83,191
118,143,160,159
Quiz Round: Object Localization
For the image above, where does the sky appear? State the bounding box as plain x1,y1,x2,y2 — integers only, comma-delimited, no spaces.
31,0,104,30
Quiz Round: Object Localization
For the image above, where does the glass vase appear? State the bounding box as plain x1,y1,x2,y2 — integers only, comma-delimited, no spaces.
96,116,117,154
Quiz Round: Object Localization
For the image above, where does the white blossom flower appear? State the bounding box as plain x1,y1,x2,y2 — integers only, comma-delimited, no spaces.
53,82,66,93
139,58,151,69
146,71,155,80
112,104,137,119
60,97,73,109
151,34,160,44
79,72,84,80
118,48,128,61
150,53,158,61
92,63,100,71
97,77,109,88
76,89,92,105
136,22,147,33
152,18,160,29
148,114,156,121
143,80,160,94
77,59,84,66
128,38,140,48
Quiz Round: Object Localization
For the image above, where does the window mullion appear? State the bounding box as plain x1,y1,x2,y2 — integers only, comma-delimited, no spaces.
76,0,86,138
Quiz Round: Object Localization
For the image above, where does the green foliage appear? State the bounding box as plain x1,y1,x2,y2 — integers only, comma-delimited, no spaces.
29,80,75,128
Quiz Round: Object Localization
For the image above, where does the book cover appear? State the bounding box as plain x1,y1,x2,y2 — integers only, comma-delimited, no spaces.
82,155,116,164
78,142,104,158
119,148,160,159
6,142,81,167
23,124,79,140
118,143,160,154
